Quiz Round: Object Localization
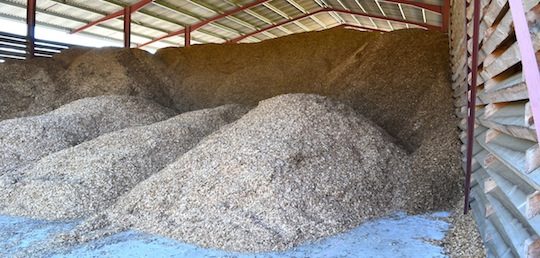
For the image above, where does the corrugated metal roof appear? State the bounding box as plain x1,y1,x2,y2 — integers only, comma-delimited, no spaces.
0,0,447,51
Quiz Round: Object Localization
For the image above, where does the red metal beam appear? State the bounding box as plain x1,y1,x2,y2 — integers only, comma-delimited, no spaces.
229,11,314,43
382,0,442,13
71,0,153,34
123,6,131,48
229,8,441,43
137,0,271,48
464,0,481,214
191,0,270,31
26,0,36,58
338,24,389,33
331,8,441,30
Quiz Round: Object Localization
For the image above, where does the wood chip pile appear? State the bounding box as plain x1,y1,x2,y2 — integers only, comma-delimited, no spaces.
0,104,248,220
0,28,471,253
0,95,175,178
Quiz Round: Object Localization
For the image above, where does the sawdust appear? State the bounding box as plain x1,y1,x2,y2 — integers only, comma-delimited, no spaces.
155,28,377,112
443,200,487,258
0,104,248,220
0,95,175,177
153,28,461,212
0,28,466,253
60,94,411,252
0,48,175,120
0,58,58,120
324,29,462,212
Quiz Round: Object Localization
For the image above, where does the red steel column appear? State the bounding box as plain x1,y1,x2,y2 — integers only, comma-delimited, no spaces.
123,6,131,48
26,0,36,58
442,0,450,33
184,25,191,47
464,0,481,214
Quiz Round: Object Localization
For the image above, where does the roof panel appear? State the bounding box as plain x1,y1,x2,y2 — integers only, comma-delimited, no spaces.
0,0,446,48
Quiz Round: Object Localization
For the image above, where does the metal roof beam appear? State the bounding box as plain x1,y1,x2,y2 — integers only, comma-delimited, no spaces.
230,7,441,43
223,0,280,38
397,3,409,28
103,0,226,41
47,0,210,45
354,0,379,28
0,0,155,41
338,24,389,33
153,0,243,37
71,0,153,34
290,0,331,29
138,0,271,48
331,8,440,30
190,0,270,31
335,0,363,27
375,0,394,30
230,11,314,42
314,0,343,26
262,2,309,32
382,0,442,13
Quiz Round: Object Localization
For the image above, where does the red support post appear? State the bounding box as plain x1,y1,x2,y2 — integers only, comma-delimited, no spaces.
184,25,191,47
71,0,152,34
464,0,481,214
442,0,450,33
26,0,36,58
123,6,131,48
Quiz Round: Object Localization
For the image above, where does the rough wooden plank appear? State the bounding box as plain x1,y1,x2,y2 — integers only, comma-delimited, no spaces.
528,192,540,218
482,10,513,60
527,144,540,173
470,194,516,258
479,81,528,103
481,43,522,81
472,185,521,257
486,191,537,258
526,102,535,126
479,116,537,142
483,160,540,238
484,102,526,118
483,0,509,27
478,101,537,141
477,130,540,188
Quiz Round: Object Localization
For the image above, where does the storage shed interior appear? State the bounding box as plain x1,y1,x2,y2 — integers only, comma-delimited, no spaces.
0,0,538,257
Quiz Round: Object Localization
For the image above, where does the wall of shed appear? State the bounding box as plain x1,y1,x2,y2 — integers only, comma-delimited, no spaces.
449,0,540,257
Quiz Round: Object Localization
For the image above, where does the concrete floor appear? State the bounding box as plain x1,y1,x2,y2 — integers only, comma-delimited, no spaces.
0,212,450,258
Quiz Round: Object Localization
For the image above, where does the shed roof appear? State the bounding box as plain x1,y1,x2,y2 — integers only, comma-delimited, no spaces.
0,0,446,51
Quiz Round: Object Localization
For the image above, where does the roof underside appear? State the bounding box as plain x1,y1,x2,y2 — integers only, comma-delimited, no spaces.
0,0,445,51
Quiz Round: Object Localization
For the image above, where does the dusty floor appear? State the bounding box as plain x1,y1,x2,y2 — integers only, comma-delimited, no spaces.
0,212,452,258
